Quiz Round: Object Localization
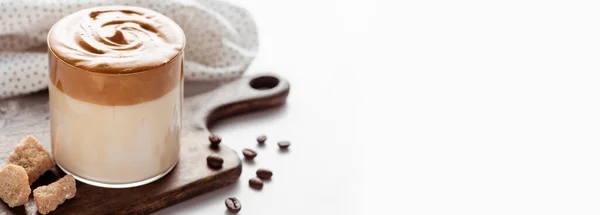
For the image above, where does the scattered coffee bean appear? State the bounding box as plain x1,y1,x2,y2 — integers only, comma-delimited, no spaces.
277,141,291,149
249,177,263,189
242,149,257,160
225,197,242,213
208,134,221,149
256,169,273,180
206,154,224,169
256,135,267,144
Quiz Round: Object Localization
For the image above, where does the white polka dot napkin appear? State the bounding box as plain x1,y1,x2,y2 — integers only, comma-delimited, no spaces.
0,0,258,98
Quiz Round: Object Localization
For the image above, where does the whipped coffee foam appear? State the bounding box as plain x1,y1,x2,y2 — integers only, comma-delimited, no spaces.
48,5,185,73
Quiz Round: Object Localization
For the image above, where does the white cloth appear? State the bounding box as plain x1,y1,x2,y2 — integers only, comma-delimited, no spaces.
0,0,258,98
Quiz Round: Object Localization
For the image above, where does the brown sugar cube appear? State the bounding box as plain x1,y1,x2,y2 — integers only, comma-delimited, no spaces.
33,174,77,214
0,164,31,207
9,135,55,185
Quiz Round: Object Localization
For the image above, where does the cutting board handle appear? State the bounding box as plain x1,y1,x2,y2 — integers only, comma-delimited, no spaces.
190,73,291,130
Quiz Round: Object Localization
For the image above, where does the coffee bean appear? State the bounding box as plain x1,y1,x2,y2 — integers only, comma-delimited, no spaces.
206,154,223,169
225,197,241,213
277,141,291,149
242,149,257,159
208,134,221,149
256,169,273,180
249,177,263,189
256,135,267,144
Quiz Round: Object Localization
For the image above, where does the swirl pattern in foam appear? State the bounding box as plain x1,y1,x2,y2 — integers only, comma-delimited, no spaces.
48,5,185,73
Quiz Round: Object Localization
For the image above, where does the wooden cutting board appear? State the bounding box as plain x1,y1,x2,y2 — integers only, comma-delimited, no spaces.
0,73,290,214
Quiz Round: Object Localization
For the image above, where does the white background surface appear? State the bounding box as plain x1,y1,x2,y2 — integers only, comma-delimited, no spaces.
160,0,600,214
